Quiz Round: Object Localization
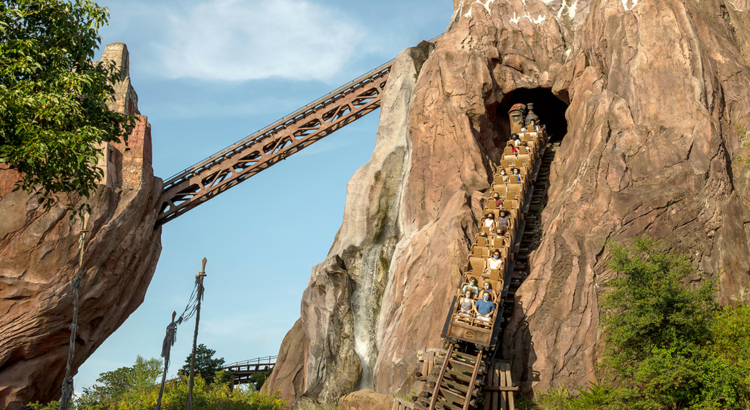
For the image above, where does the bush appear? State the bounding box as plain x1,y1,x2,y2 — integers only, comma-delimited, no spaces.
54,356,287,410
179,344,225,385
112,375,287,410
523,237,750,410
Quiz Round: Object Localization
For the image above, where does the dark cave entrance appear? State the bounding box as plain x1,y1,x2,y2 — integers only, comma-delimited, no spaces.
495,88,569,143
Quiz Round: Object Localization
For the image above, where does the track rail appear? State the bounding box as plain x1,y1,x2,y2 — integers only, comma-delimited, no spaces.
155,61,393,225
415,346,486,410
502,142,560,321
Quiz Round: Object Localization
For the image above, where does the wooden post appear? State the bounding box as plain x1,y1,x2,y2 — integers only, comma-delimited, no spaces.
187,258,207,410
504,362,515,410
492,362,507,410
484,361,493,410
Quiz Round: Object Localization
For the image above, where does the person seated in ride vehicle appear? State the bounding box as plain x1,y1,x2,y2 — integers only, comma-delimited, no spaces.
497,210,511,229
499,169,510,183
486,249,503,274
481,281,496,301
513,135,523,147
530,119,540,131
473,293,496,322
477,230,489,242
511,168,522,182
458,290,475,317
461,276,479,297
492,192,503,208
495,225,509,239
522,141,532,153
483,213,496,231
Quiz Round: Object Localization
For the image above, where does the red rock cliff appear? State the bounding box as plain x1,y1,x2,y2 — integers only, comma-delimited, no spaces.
0,43,162,408
268,0,750,402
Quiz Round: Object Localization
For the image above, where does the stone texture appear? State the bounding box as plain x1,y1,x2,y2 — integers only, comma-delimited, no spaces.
338,389,395,410
271,0,750,401
505,0,750,391
0,43,162,408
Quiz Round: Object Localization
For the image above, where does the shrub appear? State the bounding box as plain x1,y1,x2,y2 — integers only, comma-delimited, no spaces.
525,237,750,410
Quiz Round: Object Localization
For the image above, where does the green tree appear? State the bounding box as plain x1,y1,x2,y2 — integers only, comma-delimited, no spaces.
180,344,225,385
0,0,135,214
601,236,719,377
78,355,162,408
249,372,270,391
569,236,750,410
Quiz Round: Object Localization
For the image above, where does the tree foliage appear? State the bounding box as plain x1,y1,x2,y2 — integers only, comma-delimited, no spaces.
0,0,135,214
77,355,162,408
248,373,270,392
180,343,226,385
108,374,287,410
600,236,719,378
30,368,286,410
519,237,750,410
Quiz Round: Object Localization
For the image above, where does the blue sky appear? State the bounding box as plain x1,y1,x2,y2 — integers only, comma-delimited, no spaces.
76,0,453,392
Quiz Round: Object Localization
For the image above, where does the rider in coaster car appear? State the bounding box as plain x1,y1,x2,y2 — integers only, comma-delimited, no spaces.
458,290,475,317
530,119,540,131
492,192,503,208
497,210,511,230
511,168,522,182
481,281,496,301
486,249,503,274
461,276,479,297
483,212,496,232
494,227,509,246
499,169,509,183
474,293,496,323
522,141,531,153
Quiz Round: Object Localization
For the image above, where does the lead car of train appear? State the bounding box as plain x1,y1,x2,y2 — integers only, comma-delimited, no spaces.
441,102,547,356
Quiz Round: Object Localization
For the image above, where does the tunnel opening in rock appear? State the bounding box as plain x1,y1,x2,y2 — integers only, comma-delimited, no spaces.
495,87,568,143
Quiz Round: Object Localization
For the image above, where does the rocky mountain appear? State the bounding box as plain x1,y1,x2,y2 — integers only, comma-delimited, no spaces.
0,43,163,408
266,0,750,403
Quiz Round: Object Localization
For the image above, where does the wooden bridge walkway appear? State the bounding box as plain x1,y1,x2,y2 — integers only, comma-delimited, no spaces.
223,355,277,387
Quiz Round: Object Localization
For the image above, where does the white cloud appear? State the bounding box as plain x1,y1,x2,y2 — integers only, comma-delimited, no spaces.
156,0,364,82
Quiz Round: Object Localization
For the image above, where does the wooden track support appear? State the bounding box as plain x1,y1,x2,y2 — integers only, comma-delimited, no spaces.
482,361,517,410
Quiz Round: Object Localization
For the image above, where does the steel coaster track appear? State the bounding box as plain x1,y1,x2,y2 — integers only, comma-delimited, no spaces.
156,34,444,226
155,62,393,225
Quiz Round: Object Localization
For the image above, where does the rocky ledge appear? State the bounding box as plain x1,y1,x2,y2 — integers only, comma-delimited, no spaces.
0,43,163,408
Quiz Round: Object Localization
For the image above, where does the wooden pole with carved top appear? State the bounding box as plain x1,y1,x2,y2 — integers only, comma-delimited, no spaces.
187,258,207,410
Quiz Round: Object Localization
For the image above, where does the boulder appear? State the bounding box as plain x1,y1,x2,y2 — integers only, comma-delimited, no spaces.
0,43,162,407
338,389,395,410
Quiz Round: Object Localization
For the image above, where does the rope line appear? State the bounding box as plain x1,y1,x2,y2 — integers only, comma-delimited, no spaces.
59,214,89,410
156,268,205,409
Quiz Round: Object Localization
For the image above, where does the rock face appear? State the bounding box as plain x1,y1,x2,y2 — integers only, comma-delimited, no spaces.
0,43,162,408
268,0,750,402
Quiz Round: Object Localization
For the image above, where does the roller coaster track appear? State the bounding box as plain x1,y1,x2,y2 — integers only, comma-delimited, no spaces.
413,114,555,409
155,62,393,225
414,346,486,410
